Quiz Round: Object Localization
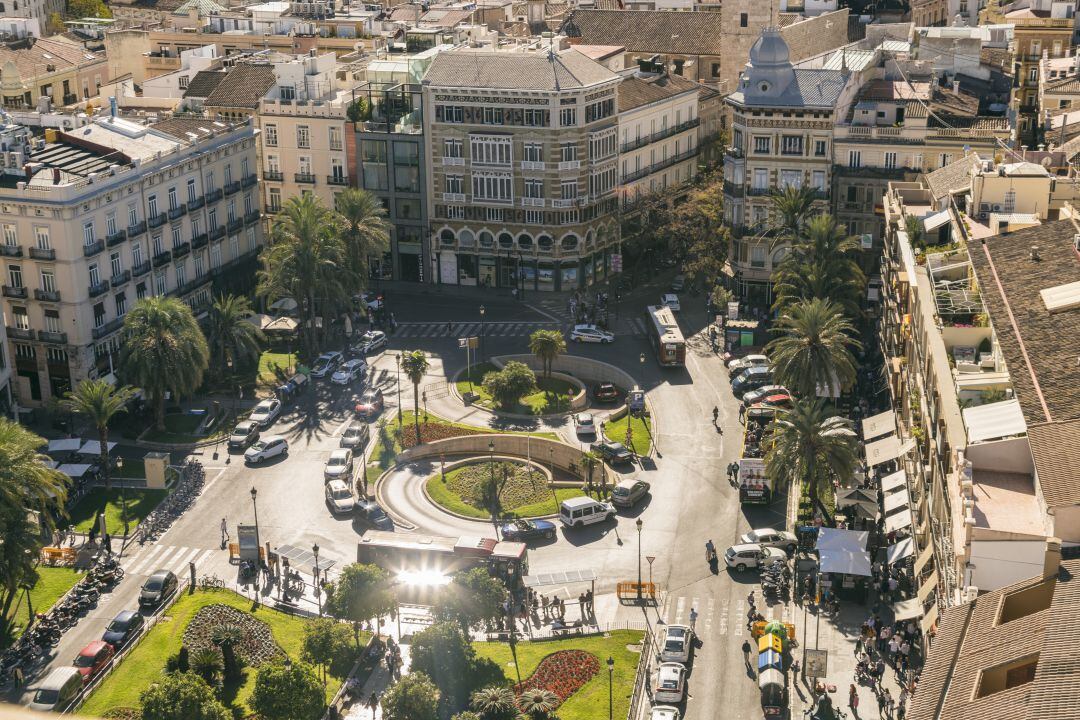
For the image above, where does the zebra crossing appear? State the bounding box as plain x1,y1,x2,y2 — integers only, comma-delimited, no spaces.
392,321,560,339
122,543,218,578
664,593,792,637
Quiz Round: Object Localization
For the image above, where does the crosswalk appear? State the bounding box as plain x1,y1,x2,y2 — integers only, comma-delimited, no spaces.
664,593,792,637
122,543,218,578
393,319,653,339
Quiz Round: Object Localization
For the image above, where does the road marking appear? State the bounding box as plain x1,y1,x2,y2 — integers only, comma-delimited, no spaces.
332,416,352,437
717,599,729,636
674,596,685,624
705,597,716,632
127,543,165,575
170,547,203,574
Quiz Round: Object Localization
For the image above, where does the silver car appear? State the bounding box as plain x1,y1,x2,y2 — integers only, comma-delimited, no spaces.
739,528,798,553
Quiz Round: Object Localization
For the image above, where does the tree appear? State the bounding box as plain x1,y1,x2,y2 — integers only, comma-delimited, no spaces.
121,297,210,431
482,361,536,410
400,350,429,441
766,298,861,399
769,184,819,246
210,623,243,680
381,672,440,720
60,379,135,491
189,647,223,686
67,0,112,17
453,713,484,720
516,688,559,720
324,563,395,637
710,286,734,315
206,294,264,382
765,397,858,524
346,97,370,123
580,451,600,491
772,214,866,319
528,329,566,378
470,686,517,720
250,660,325,720
669,174,730,288
410,622,502,712
904,214,924,249
302,617,352,683
433,567,506,632
139,672,229,720
335,187,390,293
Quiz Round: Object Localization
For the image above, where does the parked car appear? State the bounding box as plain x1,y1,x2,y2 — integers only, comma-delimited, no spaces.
649,707,681,720
740,528,798,554
727,353,770,377
723,543,788,572
310,351,344,379
227,420,260,450
324,449,353,482
611,479,650,508
670,274,686,292
661,293,681,312
354,291,382,312
742,385,788,406
654,663,687,703
28,667,83,712
661,624,693,664
559,497,615,528
325,479,355,515
357,501,393,530
499,518,557,541
352,330,387,355
759,393,792,408
249,399,282,429
570,324,615,343
732,366,774,395
355,388,384,418
244,435,288,464
102,610,145,648
590,439,634,464
340,423,370,449
593,382,621,403
332,359,367,386
574,413,597,435
138,569,178,608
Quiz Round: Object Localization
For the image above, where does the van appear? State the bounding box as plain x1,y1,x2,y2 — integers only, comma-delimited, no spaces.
559,496,616,528
28,666,82,711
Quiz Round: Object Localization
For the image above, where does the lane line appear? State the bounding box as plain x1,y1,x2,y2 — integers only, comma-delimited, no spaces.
126,543,166,575
170,547,203,574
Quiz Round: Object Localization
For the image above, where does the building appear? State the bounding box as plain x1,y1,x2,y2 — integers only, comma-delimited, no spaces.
0,36,107,109
0,0,62,28
0,322,11,418
0,113,261,405
1038,53,1080,143
421,47,621,292
203,62,278,123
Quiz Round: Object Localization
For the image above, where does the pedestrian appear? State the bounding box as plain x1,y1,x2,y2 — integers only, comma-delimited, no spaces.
746,607,756,630
689,607,698,631
878,690,887,718
747,589,756,608
104,533,112,555
541,594,548,618
88,524,98,546
888,635,900,659
849,684,859,710
586,589,594,613
221,517,229,545
878,626,889,653
738,404,746,423
885,689,895,718
12,664,23,687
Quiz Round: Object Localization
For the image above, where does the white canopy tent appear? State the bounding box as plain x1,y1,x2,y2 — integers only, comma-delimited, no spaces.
886,537,915,564
880,470,907,495
865,435,915,466
885,509,913,533
816,528,873,576
891,597,924,622
265,316,299,333
883,489,910,515
862,410,897,441
57,463,93,478
47,438,83,453
962,399,1027,443
78,440,117,455
243,313,276,331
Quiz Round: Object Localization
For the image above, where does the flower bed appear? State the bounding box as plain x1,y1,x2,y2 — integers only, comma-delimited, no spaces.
181,604,282,666
515,649,600,705
399,420,486,449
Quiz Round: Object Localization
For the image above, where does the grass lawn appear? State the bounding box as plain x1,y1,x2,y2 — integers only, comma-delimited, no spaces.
455,363,578,415
80,589,358,717
602,413,653,456
2,567,83,645
425,464,587,519
141,412,232,444
67,488,167,535
114,458,145,479
258,351,296,386
474,630,644,720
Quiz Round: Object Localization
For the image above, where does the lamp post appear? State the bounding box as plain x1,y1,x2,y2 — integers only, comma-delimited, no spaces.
488,439,495,502
636,518,644,601
250,486,260,595
395,353,402,427
606,656,614,720
479,305,486,362
313,542,322,617
116,457,128,538
422,390,427,423
517,251,525,301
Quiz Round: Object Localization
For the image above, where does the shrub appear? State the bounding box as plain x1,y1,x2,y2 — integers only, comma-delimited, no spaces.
482,362,536,409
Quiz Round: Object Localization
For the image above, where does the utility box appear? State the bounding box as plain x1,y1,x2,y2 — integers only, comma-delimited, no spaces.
143,451,170,489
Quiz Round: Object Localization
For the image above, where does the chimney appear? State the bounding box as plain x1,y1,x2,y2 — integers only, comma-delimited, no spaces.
52,167,60,185
1044,537,1062,579
1030,244,1041,260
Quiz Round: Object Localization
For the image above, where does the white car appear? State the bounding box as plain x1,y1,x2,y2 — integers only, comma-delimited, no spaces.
654,662,687,704
727,353,769,376
724,543,789,572
661,293,681,312
310,351,344,379
324,448,353,482
352,330,387,355
331,359,367,385
325,479,355,515
649,707,681,720
740,528,799,553
249,399,282,428
244,435,288,464
570,324,615,344
742,385,788,405
340,423,370,449
661,624,693,664
574,413,596,435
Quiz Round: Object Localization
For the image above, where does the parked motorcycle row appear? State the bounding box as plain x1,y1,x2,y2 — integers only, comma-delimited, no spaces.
761,562,792,602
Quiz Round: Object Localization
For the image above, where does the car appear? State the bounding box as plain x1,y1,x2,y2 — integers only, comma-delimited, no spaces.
310,351,344,379
499,518,557,541
324,449,353,482
727,353,770,376
574,413,597,435
759,393,792,408
244,435,288,464
593,382,621,403
654,662,687,703
249,399,282,429
559,497,616,528
661,624,693,664
611,479,650,508
732,366,774,395
723,543,789,572
742,385,788,406
227,420,260,450
325,479,355,515
102,610,145,648
340,423,370,449
590,439,634,464
354,291,382,312
649,707,682,720
661,293,681,312
740,528,799,554
28,667,83,712
570,324,615,343
138,569,178,608
357,501,393,530
355,388,384,418
352,330,387,355
671,274,686,292
332,358,367,385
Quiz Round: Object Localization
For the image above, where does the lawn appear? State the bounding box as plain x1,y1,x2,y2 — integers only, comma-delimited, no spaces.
602,413,653,456
455,363,578,415
67,488,167,535
141,412,233,444
258,351,296,386
425,463,586,519
473,630,645,720
114,458,145,479
2,567,83,645
80,589,357,717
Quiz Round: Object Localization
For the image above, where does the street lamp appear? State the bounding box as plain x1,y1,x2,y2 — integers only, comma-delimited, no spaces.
488,440,495,498
606,656,614,720
250,486,260,596
636,518,644,601
313,542,322,617
116,457,128,538
479,305,486,362
395,353,402,427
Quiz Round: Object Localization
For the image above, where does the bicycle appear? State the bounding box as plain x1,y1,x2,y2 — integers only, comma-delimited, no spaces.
199,574,225,590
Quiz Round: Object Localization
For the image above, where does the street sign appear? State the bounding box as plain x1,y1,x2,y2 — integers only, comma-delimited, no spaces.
645,556,656,565
727,301,740,320
804,649,828,679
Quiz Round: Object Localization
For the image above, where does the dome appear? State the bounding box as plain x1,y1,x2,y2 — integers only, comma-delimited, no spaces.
749,28,790,67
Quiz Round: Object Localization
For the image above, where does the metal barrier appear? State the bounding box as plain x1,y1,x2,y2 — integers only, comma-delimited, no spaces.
617,581,658,603
626,626,653,720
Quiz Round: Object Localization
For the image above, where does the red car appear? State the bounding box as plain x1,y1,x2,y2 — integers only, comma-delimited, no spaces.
354,388,384,418
760,393,792,408
73,640,114,683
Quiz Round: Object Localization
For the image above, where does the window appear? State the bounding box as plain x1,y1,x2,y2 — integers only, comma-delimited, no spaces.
438,105,464,123
781,136,803,155
471,173,513,203
560,180,579,200
940,153,952,168
223,164,232,186
752,168,768,190
585,98,614,123
847,186,858,203
8,264,22,288
446,206,465,219
470,136,512,166
83,221,95,246
297,156,311,176
210,242,221,269
90,302,107,328
2,224,15,246
148,195,159,217
560,143,578,162
812,171,826,190
976,657,1039,699
590,166,616,197
1028,67,1038,83
884,151,897,170
523,143,543,163
740,12,748,26
152,234,163,255
523,108,546,126
268,188,281,212
205,171,215,193
155,272,167,296
814,140,827,157
848,150,861,168
115,292,127,317
753,136,771,154
296,125,310,149
128,205,138,228
106,213,116,236
44,309,60,333
361,140,388,191
175,263,186,288
167,187,178,210
109,252,122,278
132,242,143,267
445,175,464,195
208,210,218,233
172,225,183,249
12,306,28,330
194,251,205,277
525,210,544,224
589,132,616,160
135,282,147,300
443,138,463,159
487,208,504,222
34,227,49,249
524,178,544,199
187,179,197,204
712,63,721,77
331,159,345,182
779,170,801,189
481,107,504,125
88,263,99,286
279,85,295,100
750,244,766,268
560,107,577,127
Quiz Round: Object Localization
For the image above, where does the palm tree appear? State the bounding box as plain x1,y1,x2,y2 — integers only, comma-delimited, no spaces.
211,623,244,680
765,397,858,524
516,688,559,720
470,686,517,720
206,294,264,382
190,647,224,685
60,379,136,491
767,299,861,399
335,187,390,293
400,350,429,442
528,329,566,378
772,215,866,318
769,184,819,246
121,296,210,431
258,195,352,357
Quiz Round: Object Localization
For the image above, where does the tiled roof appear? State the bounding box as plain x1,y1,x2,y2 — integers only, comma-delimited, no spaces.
617,72,701,113
0,37,102,82
182,70,226,99
966,219,1080,424
923,153,981,200
388,4,421,21
151,117,234,141
422,49,617,91
418,8,472,27
562,9,725,56
1045,75,1080,94
1027,419,1080,508
203,64,277,109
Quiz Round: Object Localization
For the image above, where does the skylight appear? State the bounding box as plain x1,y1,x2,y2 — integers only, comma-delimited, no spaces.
1040,280,1080,313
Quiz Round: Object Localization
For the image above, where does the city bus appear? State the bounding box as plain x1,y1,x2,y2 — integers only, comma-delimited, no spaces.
645,305,686,367
356,530,528,584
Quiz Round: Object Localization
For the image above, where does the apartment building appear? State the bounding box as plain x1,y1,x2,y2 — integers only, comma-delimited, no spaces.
0,0,62,28
0,36,107,109
0,114,261,405
421,48,621,292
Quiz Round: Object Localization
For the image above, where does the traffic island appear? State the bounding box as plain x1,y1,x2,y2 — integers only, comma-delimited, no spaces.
451,362,586,417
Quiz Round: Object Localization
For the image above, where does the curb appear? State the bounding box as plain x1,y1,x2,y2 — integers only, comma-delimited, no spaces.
447,366,586,421
372,464,418,531
420,455,561,523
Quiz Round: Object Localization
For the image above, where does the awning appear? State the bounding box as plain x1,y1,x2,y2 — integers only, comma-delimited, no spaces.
48,438,83,453
884,489,911,515
273,544,337,576
880,469,907,494
523,569,598,588
917,570,939,603
863,410,897,441
886,537,915,564
269,297,298,312
78,440,117,455
57,463,93,478
962,398,1027,443
921,602,939,633
265,316,299,333
885,509,913,533
243,313,276,330
891,597,924,621
914,543,935,576
922,209,951,231
865,435,915,466
815,528,872,576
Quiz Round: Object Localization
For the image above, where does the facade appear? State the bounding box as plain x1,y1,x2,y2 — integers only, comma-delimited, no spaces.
421,48,622,292
1001,2,1075,144
0,114,261,405
0,36,107,110
0,0,62,27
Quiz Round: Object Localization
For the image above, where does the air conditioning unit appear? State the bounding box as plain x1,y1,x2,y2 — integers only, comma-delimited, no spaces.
992,204,1003,212
978,212,989,220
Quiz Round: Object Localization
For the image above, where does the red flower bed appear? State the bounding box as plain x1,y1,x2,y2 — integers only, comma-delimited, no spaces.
399,421,486,448
516,649,600,705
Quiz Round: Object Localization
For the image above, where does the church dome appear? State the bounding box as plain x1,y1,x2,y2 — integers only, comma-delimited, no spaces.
748,27,790,67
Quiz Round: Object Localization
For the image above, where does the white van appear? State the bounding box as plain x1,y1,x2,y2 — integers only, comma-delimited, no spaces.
559,496,616,528
28,666,83,712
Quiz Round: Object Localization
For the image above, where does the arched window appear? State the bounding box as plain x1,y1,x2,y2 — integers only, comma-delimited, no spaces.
459,229,475,247
561,234,579,252
537,234,553,250
498,232,514,249
479,231,494,248
517,233,533,250
440,229,455,245
585,230,594,248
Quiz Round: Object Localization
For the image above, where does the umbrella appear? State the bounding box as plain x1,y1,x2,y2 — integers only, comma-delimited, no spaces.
269,297,298,313
265,316,298,333
78,440,117,455
243,313,275,330
48,438,83,453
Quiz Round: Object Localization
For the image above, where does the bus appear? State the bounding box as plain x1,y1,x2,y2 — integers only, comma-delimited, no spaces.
356,530,528,583
645,305,686,366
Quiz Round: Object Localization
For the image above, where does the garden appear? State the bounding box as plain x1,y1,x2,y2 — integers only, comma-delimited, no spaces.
67,488,168,536
455,362,579,416
602,412,653,456
425,460,587,519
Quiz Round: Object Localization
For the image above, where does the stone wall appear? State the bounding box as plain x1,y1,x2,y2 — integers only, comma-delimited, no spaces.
398,434,598,481
491,354,637,394
780,9,851,64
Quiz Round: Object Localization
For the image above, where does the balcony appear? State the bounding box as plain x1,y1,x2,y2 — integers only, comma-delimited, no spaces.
227,217,243,234
622,148,699,183
88,280,109,298
192,233,209,249
128,220,147,238
244,210,260,225
2,285,27,298
29,247,55,261
442,157,465,166
34,289,61,302
264,170,284,182
153,251,172,268
327,175,348,186
294,172,317,184
520,161,546,171
168,204,187,220
37,330,67,344
188,196,205,211
107,229,128,247
0,244,23,257
723,181,744,198
205,188,223,203
210,226,226,241
552,198,581,208
442,192,466,203
175,275,212,297
521,197,545,207
558,160,581,170
172,242,191,259
620,117,701,153
91,317,124,340
6,326,32,340
110,270,131,288
83,239,105,257
62,93,77,106
132,260,152,277
747,187,771,197
149,213,168,229
241,174,258,188
224,181,241,196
